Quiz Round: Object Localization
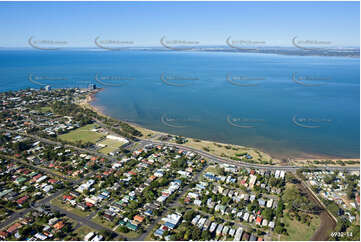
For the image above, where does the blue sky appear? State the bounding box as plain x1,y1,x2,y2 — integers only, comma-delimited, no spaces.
0,1,359,48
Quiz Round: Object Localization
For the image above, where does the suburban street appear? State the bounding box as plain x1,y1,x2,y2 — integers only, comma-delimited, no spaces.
0,122,359,241
136,164,209,241
50,204,120,239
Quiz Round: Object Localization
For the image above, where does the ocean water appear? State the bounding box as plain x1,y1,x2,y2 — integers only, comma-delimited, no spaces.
0,50,359,159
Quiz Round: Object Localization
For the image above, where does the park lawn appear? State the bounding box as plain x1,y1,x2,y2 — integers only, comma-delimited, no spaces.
182,138,276,163
50,197,92,217
98,138,126,154
285,182,296,190
280,213,321,241
59,124,105,144
292,158,360,167
126,121,278,164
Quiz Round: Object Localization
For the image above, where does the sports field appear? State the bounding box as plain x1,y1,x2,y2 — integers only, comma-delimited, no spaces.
98,138,127,154
59,124,105,144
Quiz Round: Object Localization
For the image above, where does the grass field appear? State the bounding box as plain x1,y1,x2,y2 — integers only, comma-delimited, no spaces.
279,212,321,241
173,138,276,164
128,122,277,164
92,214,115,230
204,166,219,174
116,226,141,239
59,124,105,144
39,106,53,113
98,138,126,154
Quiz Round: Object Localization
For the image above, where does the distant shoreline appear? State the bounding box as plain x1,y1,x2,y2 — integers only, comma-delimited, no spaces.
0,47,359,58
82,89,360,167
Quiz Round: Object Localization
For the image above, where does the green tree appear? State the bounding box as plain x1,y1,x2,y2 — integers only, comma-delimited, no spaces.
184,210,196,222
262,208,273,221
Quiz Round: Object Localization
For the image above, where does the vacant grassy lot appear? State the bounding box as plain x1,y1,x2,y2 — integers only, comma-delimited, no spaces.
50,197,92,217
59,124,105,144
116,226,141,239
92,214,115,230
39,106,53,113
73,225,95,240
98,138,126,154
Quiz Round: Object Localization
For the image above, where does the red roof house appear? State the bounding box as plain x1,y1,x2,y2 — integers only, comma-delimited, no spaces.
16,195,29,206
7,223,22,234
256,216,262,225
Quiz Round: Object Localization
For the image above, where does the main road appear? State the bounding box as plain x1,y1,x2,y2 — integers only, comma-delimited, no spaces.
137,139,360,172
91,119,359,172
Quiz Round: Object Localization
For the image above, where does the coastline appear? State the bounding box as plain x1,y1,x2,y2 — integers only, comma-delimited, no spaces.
82,89,360,167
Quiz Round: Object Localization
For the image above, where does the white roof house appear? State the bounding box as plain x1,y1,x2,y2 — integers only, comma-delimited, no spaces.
194,199,202,206
243,212,249,222
267,199,273,208
84,232,95,241
191,215,200,225
222,226,229,235
209,222,218,233
234,228,243,241
197,217,206,228
216,224,224,235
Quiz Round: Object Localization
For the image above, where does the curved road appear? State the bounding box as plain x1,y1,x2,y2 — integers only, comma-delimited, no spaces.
139,139,360,171
92,118,359,172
